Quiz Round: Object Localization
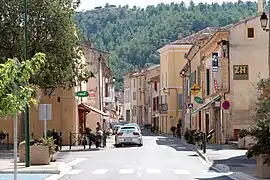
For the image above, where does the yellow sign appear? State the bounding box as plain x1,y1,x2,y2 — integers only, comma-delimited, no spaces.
191,84,200,95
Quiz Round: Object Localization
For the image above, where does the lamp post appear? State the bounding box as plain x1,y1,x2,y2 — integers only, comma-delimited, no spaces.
24,0,30,168
260,11,270,77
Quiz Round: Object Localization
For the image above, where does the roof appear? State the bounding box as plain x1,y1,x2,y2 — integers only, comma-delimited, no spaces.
146,64,160,71
170,27,220,45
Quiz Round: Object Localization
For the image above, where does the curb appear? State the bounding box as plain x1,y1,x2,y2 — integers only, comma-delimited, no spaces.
162,135,257,180
194,146,257,180
44,162,72,180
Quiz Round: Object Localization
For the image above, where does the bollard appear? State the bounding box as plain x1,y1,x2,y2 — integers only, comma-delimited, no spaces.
69,131,72,150
7,133,9,150
59,132,62,150
83,135,86,149
203,133,206,154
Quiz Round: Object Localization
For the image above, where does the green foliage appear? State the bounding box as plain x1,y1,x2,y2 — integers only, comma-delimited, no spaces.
0,0,93,94
75,1,257,88
239,79,270,165
0,53,45,117
29,137,56,155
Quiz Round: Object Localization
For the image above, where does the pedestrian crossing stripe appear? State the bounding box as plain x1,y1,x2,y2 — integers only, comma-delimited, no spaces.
71,168,229,176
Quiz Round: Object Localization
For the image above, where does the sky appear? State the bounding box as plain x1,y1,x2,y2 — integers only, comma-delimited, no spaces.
77,0,257,11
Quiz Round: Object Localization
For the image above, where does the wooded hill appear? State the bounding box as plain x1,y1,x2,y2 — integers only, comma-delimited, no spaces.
75,1,258,89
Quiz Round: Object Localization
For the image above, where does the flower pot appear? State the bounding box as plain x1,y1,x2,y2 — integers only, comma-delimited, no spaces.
256,155,270,178
30,145,50,165
19,142,51,165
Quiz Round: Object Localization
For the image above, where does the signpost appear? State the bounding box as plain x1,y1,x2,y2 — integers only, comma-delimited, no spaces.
76,91,89,97
187,103,193,108
222,100,231,110
194,96,203,104
191,84,200,96
39,104,52,138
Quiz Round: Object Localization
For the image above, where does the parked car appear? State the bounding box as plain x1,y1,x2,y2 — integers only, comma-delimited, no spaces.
112,125,122,135
115,125,143,147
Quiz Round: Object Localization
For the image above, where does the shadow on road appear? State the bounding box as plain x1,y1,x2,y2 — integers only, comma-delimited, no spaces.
155,136,192,152
195,176,232,180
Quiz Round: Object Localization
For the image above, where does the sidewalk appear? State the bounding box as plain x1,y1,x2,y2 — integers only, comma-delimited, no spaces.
159,134,262,180
194,143,264,180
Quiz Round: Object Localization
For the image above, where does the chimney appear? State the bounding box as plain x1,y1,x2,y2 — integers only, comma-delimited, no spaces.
258,0,263,14
178,32,182,40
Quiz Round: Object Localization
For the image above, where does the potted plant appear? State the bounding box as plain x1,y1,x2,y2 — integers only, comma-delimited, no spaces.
0,131,7,143
239,78,270,178
19,136,56,165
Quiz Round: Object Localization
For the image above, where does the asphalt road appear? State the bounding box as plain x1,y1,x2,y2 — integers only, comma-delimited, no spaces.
58,134,233,180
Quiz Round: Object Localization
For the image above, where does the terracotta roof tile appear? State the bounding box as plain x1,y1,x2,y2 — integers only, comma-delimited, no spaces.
170,27,220,45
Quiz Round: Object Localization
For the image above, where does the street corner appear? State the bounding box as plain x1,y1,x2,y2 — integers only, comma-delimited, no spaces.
44,162,72,180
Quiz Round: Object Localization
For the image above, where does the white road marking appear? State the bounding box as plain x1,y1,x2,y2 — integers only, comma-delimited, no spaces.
138,166,142,171
92,169,108,175
137,166,142,177
173,169,190,175
146,169,161,174
67,169,83,175
202,170,232,176
119,169,134,174
67,158,87,166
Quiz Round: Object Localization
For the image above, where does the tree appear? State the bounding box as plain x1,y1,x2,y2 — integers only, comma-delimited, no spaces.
0,0,93,94
0,53,45,117
240,79,270,165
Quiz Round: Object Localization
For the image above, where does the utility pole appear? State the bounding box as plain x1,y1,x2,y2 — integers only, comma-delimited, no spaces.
188,60,192,129
24,0,30,168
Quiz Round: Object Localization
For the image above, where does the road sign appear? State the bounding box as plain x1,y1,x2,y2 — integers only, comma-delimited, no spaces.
194,96,203,104
191,84,200,95
76,91,89,97
39,104,52,139
222,100,231,110
187,103,193,108
212,52,219,72
214,79,218,93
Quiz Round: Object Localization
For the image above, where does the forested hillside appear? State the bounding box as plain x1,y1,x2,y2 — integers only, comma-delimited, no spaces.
74,1,258,89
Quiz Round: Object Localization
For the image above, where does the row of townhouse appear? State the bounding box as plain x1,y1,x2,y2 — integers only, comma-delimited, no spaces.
1,41,122,145
124,2,270,144
124,65,160,128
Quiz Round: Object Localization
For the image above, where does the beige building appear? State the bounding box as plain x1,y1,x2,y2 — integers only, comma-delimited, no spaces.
145,65,160,130
183,11,269,143
124,74,131,122
0,42,116,145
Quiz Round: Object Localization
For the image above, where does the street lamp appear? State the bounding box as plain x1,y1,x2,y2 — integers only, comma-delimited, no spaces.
260,12,269,31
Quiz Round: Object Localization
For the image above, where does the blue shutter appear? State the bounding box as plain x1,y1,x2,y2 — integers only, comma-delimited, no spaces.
178,94,183,110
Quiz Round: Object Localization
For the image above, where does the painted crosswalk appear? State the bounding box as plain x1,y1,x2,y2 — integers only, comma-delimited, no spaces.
66,168,229,176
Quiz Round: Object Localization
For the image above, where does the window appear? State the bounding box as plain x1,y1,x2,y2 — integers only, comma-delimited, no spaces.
139,77,141,86
194,70,197,84
154,81,157,91
166,73,168,86
162,74,164,88
133,92,136,100
140,92,141,100
153,97,156,111
164,95,167,103
247,28,254,38
197,66,201,87
206,69,210,96
178,94,183,110
105,83,109,97
133,79,135,88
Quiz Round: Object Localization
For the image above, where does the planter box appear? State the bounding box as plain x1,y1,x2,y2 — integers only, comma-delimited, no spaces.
19,142,51,165
257,155,270,178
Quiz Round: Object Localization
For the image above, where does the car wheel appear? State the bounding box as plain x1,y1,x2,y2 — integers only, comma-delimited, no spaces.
138,144,143,147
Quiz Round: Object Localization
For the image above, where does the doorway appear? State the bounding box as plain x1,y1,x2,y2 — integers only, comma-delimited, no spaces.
205,113,210,134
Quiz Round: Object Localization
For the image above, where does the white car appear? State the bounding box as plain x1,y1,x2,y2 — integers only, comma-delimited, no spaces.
124,123,141,133
115,126,143,147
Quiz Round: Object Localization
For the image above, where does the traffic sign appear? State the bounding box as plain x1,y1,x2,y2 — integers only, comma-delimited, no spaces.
76,91,89,97
191,84,200,95
222,100,231,110
194,96,203,104
187,103,193,108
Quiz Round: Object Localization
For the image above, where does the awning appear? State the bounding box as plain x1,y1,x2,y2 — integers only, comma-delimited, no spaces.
192,94,221,114
78,103,109,117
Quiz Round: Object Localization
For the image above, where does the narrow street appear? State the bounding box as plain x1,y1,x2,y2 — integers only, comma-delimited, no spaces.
58,133,233,180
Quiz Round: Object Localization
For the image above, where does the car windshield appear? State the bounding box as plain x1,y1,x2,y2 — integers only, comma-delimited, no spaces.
120,126,136,133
